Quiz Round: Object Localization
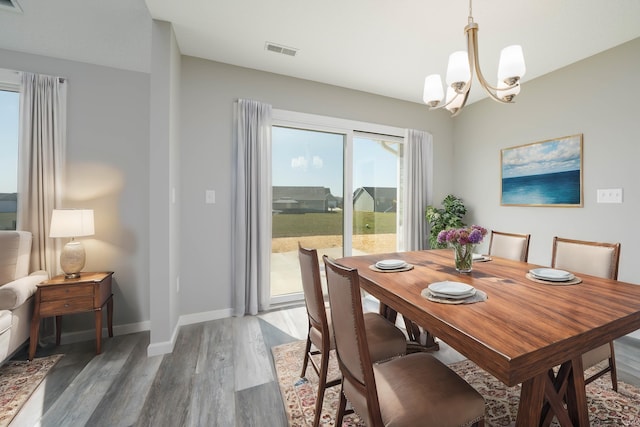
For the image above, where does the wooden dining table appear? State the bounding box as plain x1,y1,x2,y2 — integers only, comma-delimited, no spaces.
337,249,640,427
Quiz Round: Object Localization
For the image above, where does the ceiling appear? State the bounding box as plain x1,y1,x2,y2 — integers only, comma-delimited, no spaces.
2,1,640,105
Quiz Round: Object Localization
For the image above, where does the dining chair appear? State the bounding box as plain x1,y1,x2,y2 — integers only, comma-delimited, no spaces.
488,230,531,262
323,255,485,427
551,236,621,390
298,245,408,427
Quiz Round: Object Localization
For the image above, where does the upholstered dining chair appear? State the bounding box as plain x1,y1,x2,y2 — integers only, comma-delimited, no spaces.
323,255,485,427
488,230,531,262
298,245,408,427
551,236,621,390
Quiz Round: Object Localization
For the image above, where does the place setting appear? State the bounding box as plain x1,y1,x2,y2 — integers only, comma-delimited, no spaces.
369,259,414,273
421,281,488,304
525,268,582,285
473,253,492,262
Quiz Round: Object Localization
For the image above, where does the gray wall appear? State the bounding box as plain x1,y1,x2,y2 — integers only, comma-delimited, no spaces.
454,38,640,287
0,48,151,334
178,57,454,317
148,21,182,354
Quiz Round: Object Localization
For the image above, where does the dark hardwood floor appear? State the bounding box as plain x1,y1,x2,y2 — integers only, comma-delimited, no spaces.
9,302,640,426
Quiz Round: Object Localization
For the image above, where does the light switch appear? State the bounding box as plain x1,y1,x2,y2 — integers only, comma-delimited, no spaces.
596,188,623,204
205,190,216,204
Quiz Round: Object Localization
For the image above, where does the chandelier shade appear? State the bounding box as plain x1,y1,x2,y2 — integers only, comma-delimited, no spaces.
423,0,526,116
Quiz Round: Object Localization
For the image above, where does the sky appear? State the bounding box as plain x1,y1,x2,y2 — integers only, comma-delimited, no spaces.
0,90,19,193
501,136,581,179
272,126,398,198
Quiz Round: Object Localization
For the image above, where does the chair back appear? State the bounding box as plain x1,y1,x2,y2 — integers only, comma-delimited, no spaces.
298,244,329,333
552,237,620,280
488,230,531,262
0,231,33,285
323,255,381,426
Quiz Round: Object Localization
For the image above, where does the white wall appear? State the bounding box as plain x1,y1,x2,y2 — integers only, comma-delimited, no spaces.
178,57,454,317
453,38,640,287
0,48,151,333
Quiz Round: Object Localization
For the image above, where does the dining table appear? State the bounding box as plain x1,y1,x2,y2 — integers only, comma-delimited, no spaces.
336,249,640,427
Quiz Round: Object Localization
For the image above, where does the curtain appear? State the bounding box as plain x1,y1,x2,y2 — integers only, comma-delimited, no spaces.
232,99,272,316
398,129,433,251
17,72,67,275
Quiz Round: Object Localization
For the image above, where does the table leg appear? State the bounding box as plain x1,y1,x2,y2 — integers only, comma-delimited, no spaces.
95,308,103,354
107,295,114,337
28,298,41,361
379,302,439,351
518,358,589,427
55,316,62,345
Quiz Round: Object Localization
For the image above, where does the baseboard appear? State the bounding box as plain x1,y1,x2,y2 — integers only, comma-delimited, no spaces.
57,308,235,357
59,320,151,345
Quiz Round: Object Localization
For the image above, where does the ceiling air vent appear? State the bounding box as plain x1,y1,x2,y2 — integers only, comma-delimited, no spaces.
0,0,22,13
265,42,298,57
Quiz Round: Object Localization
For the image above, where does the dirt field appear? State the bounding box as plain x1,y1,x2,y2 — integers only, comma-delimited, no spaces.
272,233,397,254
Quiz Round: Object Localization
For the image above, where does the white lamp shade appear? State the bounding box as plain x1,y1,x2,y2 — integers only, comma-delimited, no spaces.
445,87,464,113
423,74,444,105
498,45,526,82
49,209,95,238
446,51,471,87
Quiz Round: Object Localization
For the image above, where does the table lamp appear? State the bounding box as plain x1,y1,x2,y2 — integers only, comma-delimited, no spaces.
49,209,95,279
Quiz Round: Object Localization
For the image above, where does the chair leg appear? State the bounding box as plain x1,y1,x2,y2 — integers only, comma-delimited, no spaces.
300,333,312,378
312,345,331,427
609,342,618,392
335,381,347,427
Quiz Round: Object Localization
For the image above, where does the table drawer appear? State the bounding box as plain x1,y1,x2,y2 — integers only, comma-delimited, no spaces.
40,285,93,302
39,297,94,316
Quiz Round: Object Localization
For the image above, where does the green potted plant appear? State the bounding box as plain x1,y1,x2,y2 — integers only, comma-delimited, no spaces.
425,194,467,249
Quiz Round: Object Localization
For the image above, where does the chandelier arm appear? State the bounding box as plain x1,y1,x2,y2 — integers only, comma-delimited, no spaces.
466,23,515,104
427,85,470,111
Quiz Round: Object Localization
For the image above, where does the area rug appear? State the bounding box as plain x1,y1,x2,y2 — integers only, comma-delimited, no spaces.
272,340,640,426
0,354,64,427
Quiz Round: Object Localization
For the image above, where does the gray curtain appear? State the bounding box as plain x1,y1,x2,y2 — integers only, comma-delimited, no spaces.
398,129,433,251
232,99,272,316
17,72,67,275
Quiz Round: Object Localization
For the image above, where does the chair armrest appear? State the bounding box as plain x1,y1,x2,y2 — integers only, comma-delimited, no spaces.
0,271,48,310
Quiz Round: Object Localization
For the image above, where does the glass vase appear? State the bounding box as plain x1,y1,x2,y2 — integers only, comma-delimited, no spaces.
454,244,474,273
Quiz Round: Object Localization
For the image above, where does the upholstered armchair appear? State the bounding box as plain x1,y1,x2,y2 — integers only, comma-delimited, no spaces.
0,231,49,364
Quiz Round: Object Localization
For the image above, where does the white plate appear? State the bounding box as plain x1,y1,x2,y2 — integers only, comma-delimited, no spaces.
529,268,574,281
428,281,475,296
472,253,484,260
429,288,477,300
375,259,406,270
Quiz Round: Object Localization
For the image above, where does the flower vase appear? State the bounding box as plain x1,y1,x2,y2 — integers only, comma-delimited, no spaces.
454,244,474,273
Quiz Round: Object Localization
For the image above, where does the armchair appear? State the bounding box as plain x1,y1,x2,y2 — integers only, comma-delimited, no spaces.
0,231,48,364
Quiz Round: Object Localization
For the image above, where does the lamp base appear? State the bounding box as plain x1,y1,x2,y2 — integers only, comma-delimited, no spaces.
60,240,86,279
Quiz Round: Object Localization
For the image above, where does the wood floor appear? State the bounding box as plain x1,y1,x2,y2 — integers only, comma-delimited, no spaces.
9,302,640,427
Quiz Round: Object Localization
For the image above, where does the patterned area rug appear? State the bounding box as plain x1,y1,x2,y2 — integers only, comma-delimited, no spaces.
0,354,64,427
272,340,640,426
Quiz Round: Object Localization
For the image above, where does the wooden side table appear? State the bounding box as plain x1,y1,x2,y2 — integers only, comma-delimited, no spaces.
29,271,114,360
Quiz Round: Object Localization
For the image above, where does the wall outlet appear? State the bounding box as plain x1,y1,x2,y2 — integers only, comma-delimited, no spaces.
596,188,623,204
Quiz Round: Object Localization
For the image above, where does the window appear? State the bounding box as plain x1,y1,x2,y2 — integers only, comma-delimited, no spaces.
270,110,404,302
0,87,20,230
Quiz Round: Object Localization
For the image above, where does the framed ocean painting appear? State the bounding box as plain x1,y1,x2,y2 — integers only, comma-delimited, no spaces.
501,134,583,207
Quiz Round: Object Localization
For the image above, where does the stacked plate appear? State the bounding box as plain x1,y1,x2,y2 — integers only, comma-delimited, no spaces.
374,259,408,271
529,268,575,282
427,281,476,300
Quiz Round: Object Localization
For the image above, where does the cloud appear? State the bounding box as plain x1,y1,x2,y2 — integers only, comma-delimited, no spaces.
291,156,308,170
312,156,323,168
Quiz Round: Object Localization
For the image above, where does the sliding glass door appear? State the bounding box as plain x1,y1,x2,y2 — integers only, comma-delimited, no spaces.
271,126,344,299
270,113,404,302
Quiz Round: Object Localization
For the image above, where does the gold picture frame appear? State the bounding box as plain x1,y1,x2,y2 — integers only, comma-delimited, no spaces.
501,134,583,207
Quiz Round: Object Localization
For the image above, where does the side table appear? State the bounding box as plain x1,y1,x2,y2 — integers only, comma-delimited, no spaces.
29,271,114,360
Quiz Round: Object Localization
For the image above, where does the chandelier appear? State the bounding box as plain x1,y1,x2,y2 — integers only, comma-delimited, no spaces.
423,0,526,116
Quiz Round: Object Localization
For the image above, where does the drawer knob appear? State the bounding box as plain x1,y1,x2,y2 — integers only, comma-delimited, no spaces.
65,304,70,307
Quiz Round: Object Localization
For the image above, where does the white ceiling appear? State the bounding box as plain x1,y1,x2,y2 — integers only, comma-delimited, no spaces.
2,0,640,105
